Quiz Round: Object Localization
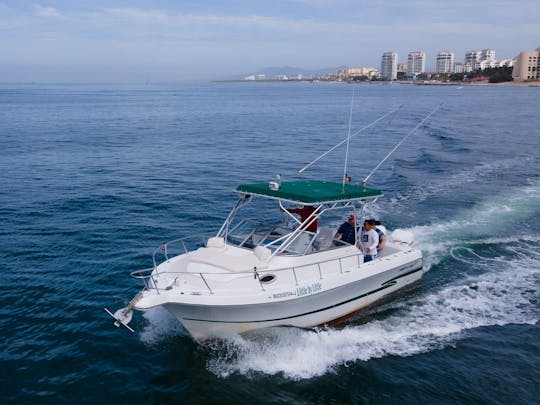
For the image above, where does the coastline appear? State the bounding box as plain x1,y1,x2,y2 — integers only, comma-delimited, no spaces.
401,80,540,87
212,79,540,87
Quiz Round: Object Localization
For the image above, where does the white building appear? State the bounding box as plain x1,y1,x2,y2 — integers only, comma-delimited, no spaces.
475,59,513,70
381,52,398,80
481,49,496,60
465,50,482,65
463,62,474,72
465,49,496,69
498,59,513,67
436,51,454,73
475,60,496,70
453,62,464,73
337,67,380,79
407,51,426,79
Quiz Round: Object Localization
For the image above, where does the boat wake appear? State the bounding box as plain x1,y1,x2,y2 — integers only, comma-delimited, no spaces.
390,156,536,205
205,238,539,379
410,179,540,270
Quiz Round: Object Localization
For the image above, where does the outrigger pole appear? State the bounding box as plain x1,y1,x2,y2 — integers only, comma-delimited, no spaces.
362,103,442,189
298,105,402,175
342,86,355,192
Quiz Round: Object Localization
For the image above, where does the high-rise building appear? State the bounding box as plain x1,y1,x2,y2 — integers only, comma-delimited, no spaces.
381,52,398,80
465,50,481,64
436,51,454,73
407,51,425,79
465,49,496,67
512,47,540,81
481,49,496,60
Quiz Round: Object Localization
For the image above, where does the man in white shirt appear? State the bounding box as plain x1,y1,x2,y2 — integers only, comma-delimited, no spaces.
360,219,379,262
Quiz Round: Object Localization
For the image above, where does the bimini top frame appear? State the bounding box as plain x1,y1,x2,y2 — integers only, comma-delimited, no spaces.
215,180,381,259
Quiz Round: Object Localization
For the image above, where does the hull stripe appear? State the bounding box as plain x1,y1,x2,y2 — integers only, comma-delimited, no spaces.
181,265,423,324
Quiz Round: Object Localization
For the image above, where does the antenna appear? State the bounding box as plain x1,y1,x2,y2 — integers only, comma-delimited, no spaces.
363,103,442,189
342,86,355,192
298,105,402,175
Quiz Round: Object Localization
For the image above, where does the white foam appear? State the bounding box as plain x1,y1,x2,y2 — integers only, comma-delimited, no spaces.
206,240,539,379
410,180,540,269
390,156,535,205
138,306,186,345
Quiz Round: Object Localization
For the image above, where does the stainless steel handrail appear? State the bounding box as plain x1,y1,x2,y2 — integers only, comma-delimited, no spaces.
131,248,367,294
152,233,213,270
130,267,161,294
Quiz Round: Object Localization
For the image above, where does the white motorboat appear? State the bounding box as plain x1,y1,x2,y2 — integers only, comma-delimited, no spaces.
106,179,423,341
105,104,441,341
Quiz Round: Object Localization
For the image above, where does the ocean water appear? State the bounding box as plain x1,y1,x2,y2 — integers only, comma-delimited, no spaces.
0,82,539,403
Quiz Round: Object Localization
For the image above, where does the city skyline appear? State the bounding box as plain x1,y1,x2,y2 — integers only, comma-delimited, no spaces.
1,0,539,82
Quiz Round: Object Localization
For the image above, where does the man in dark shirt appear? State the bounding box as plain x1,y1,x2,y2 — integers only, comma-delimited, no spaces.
334,214,358,245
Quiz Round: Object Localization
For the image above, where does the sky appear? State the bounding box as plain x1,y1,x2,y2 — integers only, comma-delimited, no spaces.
1,0,539,82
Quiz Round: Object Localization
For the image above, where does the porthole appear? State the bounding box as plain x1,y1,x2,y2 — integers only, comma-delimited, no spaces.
260,274,277,284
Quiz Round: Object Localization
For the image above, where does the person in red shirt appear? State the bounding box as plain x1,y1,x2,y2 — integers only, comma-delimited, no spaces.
285,205,318,233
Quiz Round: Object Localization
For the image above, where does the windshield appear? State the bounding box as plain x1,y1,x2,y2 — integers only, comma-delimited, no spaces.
218,195,361,256
225,218,352,256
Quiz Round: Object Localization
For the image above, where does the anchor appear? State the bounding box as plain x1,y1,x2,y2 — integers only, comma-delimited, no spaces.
104,292,143,333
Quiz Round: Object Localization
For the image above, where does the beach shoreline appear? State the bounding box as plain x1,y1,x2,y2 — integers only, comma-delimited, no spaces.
399,80,540,87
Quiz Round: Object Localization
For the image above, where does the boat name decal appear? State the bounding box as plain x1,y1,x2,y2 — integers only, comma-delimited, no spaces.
272,282,322,299
296,282,322,297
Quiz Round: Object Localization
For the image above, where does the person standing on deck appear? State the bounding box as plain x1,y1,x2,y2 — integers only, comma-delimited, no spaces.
360,219,379,262
370,219,386,251
284,205,318,232
334,214,358,245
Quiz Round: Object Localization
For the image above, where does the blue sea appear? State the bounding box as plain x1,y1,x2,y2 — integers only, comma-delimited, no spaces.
1,82,539,404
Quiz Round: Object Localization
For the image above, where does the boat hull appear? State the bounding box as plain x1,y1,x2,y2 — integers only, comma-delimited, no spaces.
162,258,423,340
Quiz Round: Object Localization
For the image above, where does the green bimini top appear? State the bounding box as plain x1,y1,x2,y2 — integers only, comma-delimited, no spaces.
235,180,383,205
